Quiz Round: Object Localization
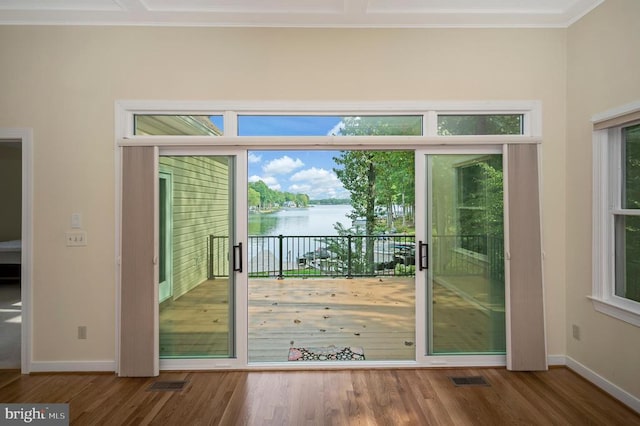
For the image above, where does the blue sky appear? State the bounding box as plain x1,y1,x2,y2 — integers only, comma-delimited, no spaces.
241,115,349,199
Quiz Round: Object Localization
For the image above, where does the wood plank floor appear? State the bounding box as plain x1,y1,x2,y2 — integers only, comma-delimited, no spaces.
160,276,504,362
0,367,638,425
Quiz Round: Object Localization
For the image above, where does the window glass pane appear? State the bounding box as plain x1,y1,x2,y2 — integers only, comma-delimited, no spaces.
623,124,640,209
238,115,422,136
438,114,523,135
134,115,223,136
615,215,640,303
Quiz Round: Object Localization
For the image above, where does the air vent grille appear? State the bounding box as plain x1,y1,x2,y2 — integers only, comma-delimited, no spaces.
147,380,188,391
449,376,490,387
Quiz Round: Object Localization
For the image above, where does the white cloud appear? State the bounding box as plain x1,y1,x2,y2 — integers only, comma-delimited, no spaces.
263,155,304,175
248,153,262,163
290,167,334,182
289,167,348,199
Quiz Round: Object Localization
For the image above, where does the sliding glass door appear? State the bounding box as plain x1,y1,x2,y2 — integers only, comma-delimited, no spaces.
155,150,506,364
423,153,506,355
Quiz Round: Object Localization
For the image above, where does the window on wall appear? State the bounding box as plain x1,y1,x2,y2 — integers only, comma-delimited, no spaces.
615,124,640,303
456,156,504,257
592,103,640,327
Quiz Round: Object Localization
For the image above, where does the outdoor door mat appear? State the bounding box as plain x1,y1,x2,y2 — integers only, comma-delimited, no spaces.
449,376,490,387
147,381,188,391
288,345,365,361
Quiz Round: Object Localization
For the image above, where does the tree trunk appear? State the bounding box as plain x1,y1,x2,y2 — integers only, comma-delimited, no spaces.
365,161,376,274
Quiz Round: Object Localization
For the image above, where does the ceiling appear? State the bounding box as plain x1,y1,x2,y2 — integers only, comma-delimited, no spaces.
0,0,604,28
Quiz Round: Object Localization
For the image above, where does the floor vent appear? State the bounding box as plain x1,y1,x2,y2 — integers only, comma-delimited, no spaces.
147,381,188,392
449,376,490,387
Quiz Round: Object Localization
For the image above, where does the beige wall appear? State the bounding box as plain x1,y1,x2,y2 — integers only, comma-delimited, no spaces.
0,144,21,241
567,0,640,399
0,26,567,364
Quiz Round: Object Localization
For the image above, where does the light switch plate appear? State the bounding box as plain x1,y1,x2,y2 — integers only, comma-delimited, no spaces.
65,231,87,247
71,213,82,229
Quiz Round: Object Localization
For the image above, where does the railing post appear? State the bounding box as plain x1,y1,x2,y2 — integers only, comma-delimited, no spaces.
277,234,284,280
208,235,212,279
346,235,353,279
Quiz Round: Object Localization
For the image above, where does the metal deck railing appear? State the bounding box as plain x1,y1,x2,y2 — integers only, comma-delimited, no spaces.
209,234,504,281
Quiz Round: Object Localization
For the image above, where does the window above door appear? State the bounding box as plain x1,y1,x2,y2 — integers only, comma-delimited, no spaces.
117,101,541,145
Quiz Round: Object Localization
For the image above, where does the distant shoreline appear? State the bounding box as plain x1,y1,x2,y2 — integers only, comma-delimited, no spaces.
249,203,351,215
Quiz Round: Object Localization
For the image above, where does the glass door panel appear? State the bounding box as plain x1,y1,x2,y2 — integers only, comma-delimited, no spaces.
426,154,506,355
158,155,236,358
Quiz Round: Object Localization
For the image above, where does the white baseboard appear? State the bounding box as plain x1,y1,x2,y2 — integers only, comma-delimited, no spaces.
565,356,640,414
547,355,567,366
28,361,115,373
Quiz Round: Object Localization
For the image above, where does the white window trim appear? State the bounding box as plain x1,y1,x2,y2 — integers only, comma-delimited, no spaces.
591,103,640,327
116,100,542,140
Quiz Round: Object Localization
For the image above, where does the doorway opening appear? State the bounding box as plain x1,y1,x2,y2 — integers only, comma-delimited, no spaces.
247,149,416,363
0,139,22,369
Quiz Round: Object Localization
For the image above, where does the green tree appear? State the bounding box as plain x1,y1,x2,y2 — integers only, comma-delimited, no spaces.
295,193,309,207
248,187,261,208
374,151,414,229
249,180,310,210
333,117,420,270
249,181,272,209
334,151,377,272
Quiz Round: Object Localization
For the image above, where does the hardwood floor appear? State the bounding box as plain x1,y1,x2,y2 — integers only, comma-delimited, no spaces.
0,367,638,425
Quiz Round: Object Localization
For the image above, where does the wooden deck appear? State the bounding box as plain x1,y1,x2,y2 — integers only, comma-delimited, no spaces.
249,277,415,362
160,276,504,362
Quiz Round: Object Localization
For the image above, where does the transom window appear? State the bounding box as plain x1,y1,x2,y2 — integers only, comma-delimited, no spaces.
134,115,224,136
124,105,533,138
438,114,523,135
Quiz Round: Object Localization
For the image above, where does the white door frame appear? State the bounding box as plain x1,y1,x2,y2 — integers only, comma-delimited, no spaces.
415,147,506,367
156,147,248,371
0,128,33,374
115,100,541,371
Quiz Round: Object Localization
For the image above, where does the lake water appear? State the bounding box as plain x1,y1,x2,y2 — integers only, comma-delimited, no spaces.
249,204,353,236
